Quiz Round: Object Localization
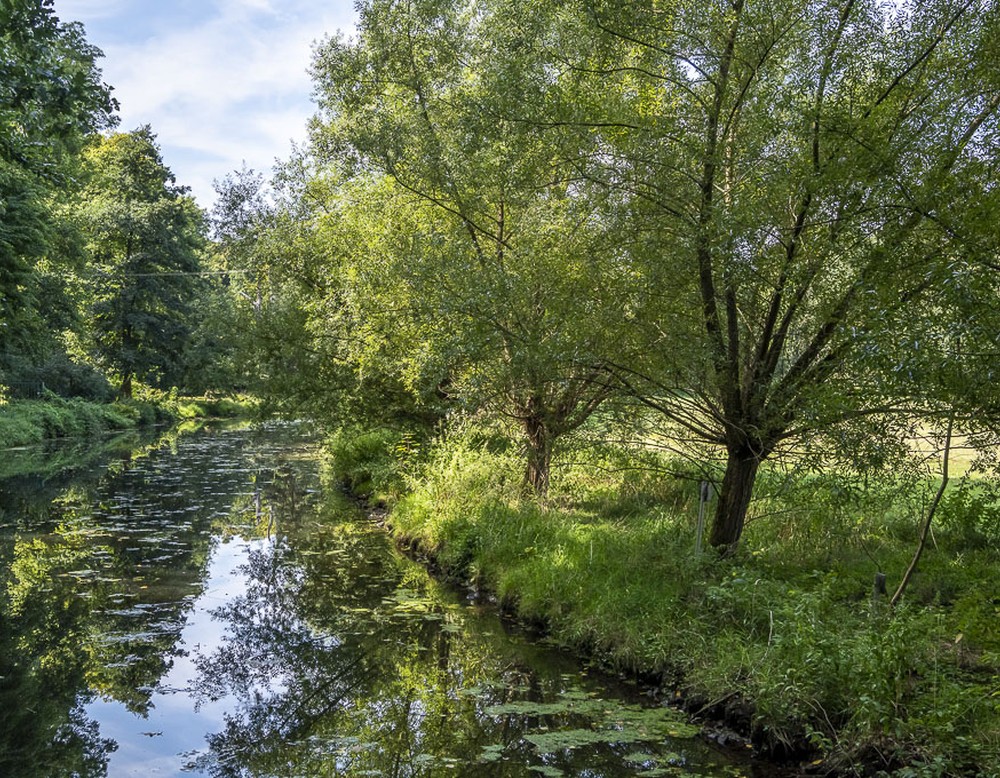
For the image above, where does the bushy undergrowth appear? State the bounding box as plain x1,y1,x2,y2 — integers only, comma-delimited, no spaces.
325,425,423,500
0,353,115,402
129,385,257,421
331,425,1000,775
171,395,255,420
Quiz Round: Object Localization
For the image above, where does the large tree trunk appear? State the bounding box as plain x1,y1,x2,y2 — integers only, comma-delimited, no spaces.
523,414,553,498
119,371,133,400
709,446,761,553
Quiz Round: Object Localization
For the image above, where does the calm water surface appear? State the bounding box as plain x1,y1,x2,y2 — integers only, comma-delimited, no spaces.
0,423,752,777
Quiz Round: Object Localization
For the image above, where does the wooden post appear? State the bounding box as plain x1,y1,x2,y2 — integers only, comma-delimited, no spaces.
871,571,888,618
695,480,711,555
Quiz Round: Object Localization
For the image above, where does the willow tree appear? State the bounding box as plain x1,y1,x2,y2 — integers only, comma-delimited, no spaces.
309,0,628,495
548,0,1000,550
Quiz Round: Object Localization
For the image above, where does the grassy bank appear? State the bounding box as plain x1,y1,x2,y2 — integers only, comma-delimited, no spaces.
328,426,1000,776
0,397,165,449
0,394,255,449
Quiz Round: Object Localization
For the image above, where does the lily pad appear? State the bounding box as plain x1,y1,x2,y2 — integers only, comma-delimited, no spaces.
486,699,606,717
525,728,628,753
480,744,505,763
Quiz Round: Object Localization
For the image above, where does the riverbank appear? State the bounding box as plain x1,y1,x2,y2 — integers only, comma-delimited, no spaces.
0,394,254,449
328,427,1000,776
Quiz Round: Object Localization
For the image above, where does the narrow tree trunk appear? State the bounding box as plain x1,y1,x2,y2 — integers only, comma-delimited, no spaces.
119,371,133,400
890,415,954,607
523,414,553,498
709,447,761,553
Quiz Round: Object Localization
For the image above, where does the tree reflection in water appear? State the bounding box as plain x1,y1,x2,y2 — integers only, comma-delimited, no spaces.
191,488,734,778
0,424,321,777
0,581,117,778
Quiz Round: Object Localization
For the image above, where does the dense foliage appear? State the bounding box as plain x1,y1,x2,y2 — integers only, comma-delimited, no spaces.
216,2,1000,771
71,127,207,397
5,0,1000,773
225,0,1000,547
376,430,1000,773
0,4,240,406
0,0,116,385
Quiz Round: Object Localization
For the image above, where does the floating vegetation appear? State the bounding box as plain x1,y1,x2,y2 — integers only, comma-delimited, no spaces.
525,727,625,751
485,698,606,717
481,684,700,761
479,743,505,763
528,766,565,777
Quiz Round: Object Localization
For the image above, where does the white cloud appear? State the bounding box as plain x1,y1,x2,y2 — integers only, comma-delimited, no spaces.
57,0,356,208
55,0,129,21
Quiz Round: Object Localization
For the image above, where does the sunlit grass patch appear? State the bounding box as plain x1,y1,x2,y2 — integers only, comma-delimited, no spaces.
0,398,139,448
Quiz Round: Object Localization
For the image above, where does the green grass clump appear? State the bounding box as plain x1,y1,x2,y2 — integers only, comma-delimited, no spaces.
130,385,256,421
173,395,255,419
382,428,1000,775
0,390,257,450
325,426,423,501
0,398,146,448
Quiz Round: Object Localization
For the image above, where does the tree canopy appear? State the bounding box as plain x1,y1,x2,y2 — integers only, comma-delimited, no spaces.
0,0,117,372
72,127,206,397
249,0,1000,547
299,0,645,493
552,0,1000,548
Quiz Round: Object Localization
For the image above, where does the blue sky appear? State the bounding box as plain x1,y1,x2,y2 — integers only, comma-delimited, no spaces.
56,0,358,209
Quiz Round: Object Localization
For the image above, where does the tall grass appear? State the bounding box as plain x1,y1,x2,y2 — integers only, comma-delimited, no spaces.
330,423,1000,774
0,392,253,449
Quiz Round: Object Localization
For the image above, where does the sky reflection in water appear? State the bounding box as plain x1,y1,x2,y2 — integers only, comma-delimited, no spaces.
84,538,261,776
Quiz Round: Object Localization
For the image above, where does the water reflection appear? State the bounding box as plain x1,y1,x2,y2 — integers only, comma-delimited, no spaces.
0,424,748,777
189,517,737,778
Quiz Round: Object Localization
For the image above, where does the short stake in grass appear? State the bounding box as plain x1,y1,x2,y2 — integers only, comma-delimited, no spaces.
694,479,712,556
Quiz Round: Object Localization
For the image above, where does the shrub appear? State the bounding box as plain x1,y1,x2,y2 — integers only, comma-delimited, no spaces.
0,398,141,448
326,426,423,500
937,485,1000,547
0,353,113,401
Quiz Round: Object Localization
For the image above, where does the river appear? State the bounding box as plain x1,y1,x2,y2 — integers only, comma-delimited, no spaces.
0,422,755,777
